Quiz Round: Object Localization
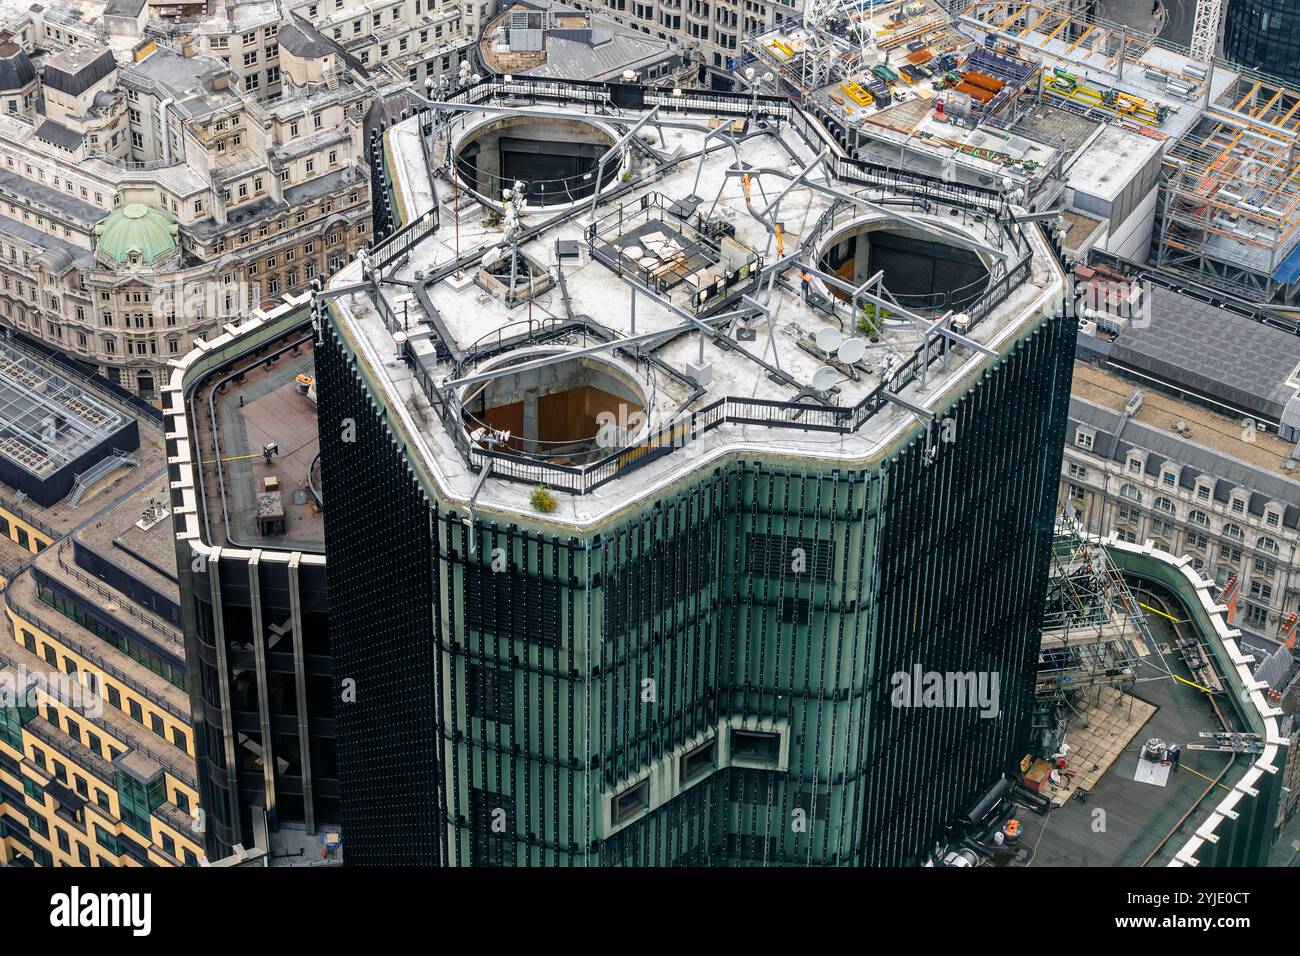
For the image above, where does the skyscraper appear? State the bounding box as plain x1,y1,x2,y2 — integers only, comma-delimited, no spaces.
311,79,1074,866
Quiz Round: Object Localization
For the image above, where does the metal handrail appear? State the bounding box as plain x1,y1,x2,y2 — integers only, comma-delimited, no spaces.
4,597,190,723
360,74,1041,495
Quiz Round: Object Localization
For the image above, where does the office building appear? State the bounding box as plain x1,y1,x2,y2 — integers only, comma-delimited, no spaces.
1061,258,1300,652
0,340,203,867
0,11,384,403
311,76,1072,865
167,296,338,864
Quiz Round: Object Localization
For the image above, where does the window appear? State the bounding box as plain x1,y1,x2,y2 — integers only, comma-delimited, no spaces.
1188,509,1209,527
1258,536,1280,554
1244,604,1268,629
129,699,143,723
680,739,717,784
612,779,650,825
1255,557,1277,577
1119,484,1142,503
1067,462,1087,480
1231,496,1246,515
1223,523,1244,540
1154,496,1175,513
1265,509,1281,528
107,685,121,709
1250,581,1273,603
94,824,118,855
1161,470,1177,487
1196,484,1211,502
731,729,780,765
150,713,165,738
466,662,512,722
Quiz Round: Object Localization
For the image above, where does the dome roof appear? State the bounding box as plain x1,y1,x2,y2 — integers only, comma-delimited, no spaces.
94,203,179,266
0,42,36,93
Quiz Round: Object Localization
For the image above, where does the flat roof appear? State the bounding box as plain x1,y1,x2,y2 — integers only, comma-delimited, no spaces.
327,90,1065,528
1014,611,1244,866
190,329,324,552
1105,284,1300,426
1071,362,1300,482
1065,123,1162,202
0,339,132,480
73,471,179,598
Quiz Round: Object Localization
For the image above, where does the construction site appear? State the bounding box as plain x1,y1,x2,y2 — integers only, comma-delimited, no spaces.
743,0,1300,306
927,518,1295,867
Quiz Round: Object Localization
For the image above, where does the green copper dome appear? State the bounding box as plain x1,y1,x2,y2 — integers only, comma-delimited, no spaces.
94,203,179,266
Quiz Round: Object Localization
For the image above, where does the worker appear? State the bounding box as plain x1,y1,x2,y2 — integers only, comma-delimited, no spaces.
800,271,811,301
1167,743,1181,771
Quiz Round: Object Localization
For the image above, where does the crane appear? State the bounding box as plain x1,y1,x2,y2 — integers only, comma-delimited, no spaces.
1189,0,1224,64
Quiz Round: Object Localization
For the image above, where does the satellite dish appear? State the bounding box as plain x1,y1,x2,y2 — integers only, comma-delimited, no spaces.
815,327,843,354
839,338,867,365
812,366,839,391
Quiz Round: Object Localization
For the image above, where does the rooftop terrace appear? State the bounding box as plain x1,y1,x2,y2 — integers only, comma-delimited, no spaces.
325,78,1064,526
188,327,324,552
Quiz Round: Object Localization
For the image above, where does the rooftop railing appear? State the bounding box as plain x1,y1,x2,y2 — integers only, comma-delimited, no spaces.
356,75,1044,495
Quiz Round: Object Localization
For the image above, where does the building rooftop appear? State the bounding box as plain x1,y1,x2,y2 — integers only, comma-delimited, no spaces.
122,45,241,119
327,82,1065,529
1064,123,1162,203
72,471,178,602
480,2,682,82
42,46,116,97
188,327,324,552
1070,361,1300,543
1015,608,1247,866
0,40,35,91
1103,284,1300,429
0,339,135,485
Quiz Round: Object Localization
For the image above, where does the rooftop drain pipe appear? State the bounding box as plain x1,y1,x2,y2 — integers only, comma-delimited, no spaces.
159,97,174,165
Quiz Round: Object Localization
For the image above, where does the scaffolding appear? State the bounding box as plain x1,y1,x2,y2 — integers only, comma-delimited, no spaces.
959,1,1300,303
1158,75,1300,302
1034,515,1152,756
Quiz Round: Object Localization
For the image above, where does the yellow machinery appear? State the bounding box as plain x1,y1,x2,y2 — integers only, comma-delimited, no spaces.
839,79,873,106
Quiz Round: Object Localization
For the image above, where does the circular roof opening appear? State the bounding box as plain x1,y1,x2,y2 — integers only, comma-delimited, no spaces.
454,114,620,208
817,216,991,317
461,349,649,464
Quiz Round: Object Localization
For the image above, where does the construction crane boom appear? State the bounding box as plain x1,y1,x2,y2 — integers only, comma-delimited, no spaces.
1190,0,1224,64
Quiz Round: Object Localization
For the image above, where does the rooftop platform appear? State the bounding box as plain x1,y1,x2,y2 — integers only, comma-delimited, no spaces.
188,329,324,552
1014,614,1241,867
326,78,1065,528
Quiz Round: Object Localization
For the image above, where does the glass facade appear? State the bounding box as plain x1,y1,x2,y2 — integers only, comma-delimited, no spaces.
116,768,166,839
317,298,1077,866
1224,0,1300,86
